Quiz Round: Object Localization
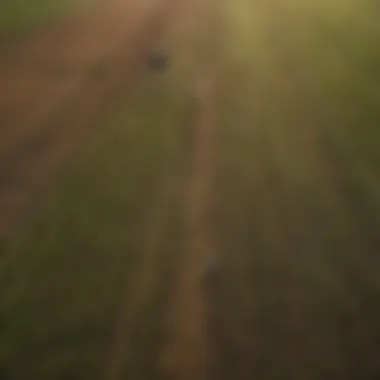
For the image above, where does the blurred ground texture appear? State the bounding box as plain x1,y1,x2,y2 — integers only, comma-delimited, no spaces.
0,0,379,379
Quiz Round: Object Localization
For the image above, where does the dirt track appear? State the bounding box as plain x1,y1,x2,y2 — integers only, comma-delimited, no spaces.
159,77,217,380
157,1,221,378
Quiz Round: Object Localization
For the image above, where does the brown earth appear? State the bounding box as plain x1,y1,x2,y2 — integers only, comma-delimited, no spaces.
155,0,222,378
0,0,176,235
158,76,217,380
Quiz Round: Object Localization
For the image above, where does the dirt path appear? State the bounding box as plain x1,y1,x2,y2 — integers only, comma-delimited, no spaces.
0,0,175,235
159,76,216,380
158,1,219,375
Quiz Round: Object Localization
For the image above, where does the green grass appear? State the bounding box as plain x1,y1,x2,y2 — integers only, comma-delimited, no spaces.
281,0,380,208
0,0,86,40
0,74,183,379
212,0,380,378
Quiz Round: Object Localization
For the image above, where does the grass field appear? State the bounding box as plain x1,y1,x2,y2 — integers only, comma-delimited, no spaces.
0,0,85,40
213,0,380,377
0,0,380,378
286,0,380,210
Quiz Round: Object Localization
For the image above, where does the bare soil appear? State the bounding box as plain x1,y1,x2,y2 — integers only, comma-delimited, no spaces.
0,0,173,235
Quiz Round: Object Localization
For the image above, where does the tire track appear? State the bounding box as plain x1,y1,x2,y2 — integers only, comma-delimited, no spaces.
158,0,219,372
159,75,217,380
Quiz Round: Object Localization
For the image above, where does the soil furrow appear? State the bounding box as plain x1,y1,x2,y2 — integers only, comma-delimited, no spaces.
158,0,220,364
160,75,216,380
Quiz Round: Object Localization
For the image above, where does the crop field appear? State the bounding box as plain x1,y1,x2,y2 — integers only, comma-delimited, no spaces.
0,0,379,379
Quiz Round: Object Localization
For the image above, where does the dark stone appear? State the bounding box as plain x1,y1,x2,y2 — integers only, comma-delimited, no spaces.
147,48,169,71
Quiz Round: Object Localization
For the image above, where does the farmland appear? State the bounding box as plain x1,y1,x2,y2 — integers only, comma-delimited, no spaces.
0,0,379,379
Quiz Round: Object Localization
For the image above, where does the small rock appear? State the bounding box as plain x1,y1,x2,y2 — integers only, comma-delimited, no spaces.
202,255,220,279
147,46,169,71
